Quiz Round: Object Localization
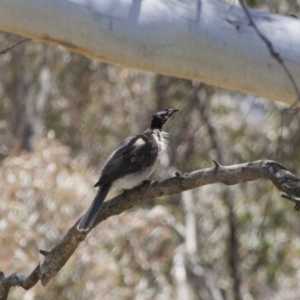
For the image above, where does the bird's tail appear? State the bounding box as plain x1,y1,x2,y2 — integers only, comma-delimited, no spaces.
77,183,111,231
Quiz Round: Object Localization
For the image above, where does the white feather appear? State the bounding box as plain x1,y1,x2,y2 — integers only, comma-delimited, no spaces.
153,129,169,153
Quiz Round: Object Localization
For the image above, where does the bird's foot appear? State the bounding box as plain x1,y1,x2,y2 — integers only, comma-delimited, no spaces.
122,180,153,199
122,188,130,199
137,180,153,191
175,171,182,178
141,179,153,186
175,171,188,178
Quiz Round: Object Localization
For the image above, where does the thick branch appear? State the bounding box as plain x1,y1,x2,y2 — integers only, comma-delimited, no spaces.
0,0,300,105
1,159,300,299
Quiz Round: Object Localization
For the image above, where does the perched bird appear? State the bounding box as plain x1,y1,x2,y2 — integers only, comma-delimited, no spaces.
77,108,178,231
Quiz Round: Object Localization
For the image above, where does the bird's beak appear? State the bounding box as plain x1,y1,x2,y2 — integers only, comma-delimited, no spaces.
165,108,179,119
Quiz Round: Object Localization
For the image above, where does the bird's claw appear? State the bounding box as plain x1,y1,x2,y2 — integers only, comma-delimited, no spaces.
175,171,182,178
141,179,153,185
138,180,153,190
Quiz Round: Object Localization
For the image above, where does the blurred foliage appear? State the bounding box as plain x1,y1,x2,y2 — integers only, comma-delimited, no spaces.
1,1,300,299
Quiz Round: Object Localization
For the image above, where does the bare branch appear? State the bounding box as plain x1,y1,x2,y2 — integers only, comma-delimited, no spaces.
0,38,30,55
0,265,41,299
1,159,300,299
281,194,300,211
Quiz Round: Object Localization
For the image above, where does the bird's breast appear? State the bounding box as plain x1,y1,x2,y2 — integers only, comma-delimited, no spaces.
111,163,157,190
152,130,168,153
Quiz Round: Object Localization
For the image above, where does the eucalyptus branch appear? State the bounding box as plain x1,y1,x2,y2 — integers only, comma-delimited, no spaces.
1,159,300,299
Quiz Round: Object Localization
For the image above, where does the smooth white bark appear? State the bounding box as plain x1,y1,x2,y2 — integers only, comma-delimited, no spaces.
0,0,299,105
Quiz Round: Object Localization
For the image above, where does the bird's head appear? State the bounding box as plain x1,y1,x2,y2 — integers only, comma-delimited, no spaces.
151,108,178,130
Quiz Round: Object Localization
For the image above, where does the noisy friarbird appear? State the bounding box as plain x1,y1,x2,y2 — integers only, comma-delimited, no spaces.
77,108,178,231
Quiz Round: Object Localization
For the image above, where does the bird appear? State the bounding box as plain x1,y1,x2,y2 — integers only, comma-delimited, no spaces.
77,108,178,231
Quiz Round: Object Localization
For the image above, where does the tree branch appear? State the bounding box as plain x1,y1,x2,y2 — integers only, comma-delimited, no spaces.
1,159,300,299
0,38,30,55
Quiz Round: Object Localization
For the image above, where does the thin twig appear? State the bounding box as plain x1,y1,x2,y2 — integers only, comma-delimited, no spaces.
281,194,300,211
0,38,31,55
238,0,300,105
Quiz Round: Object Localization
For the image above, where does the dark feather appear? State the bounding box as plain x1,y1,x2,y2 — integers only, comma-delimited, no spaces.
94,131,158,187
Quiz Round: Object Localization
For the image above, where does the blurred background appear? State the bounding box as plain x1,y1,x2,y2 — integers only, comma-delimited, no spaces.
0,1,300,299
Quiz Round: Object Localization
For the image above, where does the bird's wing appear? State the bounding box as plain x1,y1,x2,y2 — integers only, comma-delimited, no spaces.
94,133,158,187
